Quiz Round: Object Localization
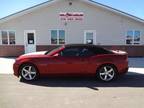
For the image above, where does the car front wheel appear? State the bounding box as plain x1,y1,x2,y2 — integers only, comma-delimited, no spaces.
20,64,39,81
97,65,117,82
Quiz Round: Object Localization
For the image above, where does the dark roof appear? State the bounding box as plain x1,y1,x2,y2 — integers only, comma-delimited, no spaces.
64,44,112,53
65,44,101,48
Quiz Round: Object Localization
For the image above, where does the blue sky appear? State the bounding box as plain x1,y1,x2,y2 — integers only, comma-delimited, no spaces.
0,0,144,19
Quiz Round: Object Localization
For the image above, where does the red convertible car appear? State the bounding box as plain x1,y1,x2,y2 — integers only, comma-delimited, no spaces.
13,44,128,82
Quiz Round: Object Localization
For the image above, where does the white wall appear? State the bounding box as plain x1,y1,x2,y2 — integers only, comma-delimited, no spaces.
0,0,144,45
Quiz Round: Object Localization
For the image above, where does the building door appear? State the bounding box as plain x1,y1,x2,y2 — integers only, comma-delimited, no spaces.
84,30,96,45
24,30,36,53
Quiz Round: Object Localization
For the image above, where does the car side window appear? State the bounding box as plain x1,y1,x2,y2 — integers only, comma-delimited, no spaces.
60,48,80,57
79,48,95,57
94,48,111,55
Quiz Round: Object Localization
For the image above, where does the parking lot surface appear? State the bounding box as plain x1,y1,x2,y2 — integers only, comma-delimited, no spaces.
0,57,144,108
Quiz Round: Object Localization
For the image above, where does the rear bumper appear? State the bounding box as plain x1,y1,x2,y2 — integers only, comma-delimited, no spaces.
116,60,129,75
118,67,129,75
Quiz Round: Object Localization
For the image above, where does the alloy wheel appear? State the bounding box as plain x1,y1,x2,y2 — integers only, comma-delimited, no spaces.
21,65,37,81
99,65,115,82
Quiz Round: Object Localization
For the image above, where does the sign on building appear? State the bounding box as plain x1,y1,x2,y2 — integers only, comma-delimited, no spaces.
59,12,84,21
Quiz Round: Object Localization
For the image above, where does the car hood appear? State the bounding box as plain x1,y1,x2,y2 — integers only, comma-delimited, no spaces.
18,51,48,59
16,51,48,60
21,51,47,56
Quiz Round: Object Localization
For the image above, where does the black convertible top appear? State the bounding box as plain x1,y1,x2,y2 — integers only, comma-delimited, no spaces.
65,44,101,48
64,44,113,54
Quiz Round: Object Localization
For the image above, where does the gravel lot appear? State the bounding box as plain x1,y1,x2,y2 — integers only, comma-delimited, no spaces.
0,57,144,108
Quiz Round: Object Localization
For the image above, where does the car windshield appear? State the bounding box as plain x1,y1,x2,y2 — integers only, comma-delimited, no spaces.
45,45,63,55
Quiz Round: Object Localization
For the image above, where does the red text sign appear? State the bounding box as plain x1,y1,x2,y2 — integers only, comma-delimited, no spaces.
60,12,84,21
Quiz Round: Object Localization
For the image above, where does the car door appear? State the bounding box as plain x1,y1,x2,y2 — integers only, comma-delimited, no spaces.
79,47,98,75
46,47,88,75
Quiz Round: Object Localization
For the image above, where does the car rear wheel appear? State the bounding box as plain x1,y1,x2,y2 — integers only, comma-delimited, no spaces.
97,65,117,82
20,64,39,81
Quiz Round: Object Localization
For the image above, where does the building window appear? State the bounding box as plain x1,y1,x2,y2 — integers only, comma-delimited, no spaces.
51,30,57,44
9,31,16,44
126,30,140,45
2,31,8,44
1,30,16,45
59,30,65,44
84,30,96,45
86,32,93,44
51,30,65,44
134,31,140,44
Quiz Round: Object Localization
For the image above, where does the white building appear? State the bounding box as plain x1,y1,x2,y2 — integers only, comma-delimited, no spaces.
0,0,144,56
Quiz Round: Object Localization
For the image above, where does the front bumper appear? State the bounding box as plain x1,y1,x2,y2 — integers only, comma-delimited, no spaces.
13,62,20,77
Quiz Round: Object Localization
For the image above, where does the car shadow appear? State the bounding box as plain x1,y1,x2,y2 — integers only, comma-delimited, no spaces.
20,71,144,91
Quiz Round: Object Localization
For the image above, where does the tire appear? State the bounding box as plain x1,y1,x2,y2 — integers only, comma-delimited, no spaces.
19,63,39,81
96,65,117,82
